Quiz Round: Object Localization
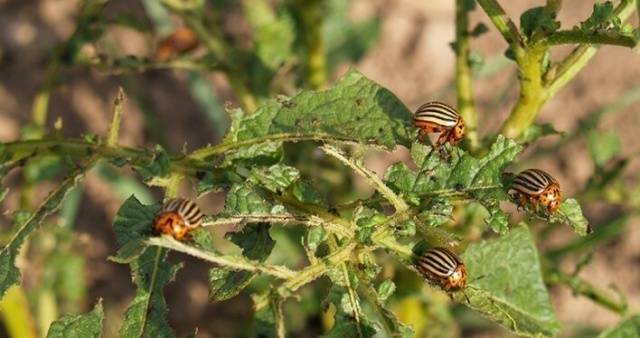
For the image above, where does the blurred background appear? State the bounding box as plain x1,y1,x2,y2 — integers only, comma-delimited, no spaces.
0,0,639,337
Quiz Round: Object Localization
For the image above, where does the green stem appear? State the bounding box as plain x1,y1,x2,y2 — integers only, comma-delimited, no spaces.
545,269,628,315
543,30,637,47
320,144,409,212
146,236,297,279
203,213,354,239
107,88,126,146
455,0,479,150
2,138,217,175
476,0,524,47
546,0,637,98
499,45,548,138
295,0,327,89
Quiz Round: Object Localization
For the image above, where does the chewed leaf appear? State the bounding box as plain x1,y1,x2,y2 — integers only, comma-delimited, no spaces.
113,197,180,338
550,198,590,236
385,136,522,233
217,69,413,154
459,225,560,337
46,300,104,338
598,315,640,338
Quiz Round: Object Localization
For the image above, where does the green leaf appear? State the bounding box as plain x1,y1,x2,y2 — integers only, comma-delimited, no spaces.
385,136,522,232
46,299,104,338
222,69,413,153
228,223,275,260
113,195,160,246
470,23,489,37
0,162,94,297
113,197,179,338
134,145,171,182
581,1,621,31
243,0,295,70
460,225,560,337
588,130,620,167
549,198,591,236
321,320,376,338
598,315,640,338
376,280,396,303
208,268,255,301
250,164,300,192
520,7,560,38
518,123,564,144
484,202,509,234
207,184,277,301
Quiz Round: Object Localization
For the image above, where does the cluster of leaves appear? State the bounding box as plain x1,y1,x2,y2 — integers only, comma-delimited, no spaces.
1,70,591,337
1,0,640,337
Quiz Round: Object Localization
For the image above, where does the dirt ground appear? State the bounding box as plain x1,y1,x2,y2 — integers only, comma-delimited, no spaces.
1,0,639,337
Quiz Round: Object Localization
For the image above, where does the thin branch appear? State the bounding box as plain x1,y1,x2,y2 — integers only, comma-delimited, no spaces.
543,30,637,47
320,144,409,212
545,269,628,315
455,0,480,150
203,213,355,238
107,88,126,146
476,0,524,47
146,236,297,279
547,0,637,98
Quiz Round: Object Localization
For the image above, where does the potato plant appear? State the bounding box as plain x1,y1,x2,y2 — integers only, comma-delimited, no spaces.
1,0,639,337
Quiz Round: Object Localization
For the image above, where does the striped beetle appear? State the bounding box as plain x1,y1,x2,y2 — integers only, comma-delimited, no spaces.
414,247,467,291
414,101,466,146
509,168,562,214
153,198,203,241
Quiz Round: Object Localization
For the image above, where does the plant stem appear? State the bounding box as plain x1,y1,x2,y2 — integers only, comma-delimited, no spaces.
2,138,217,175
107,87,126,146
320,144,409,212
295,0,327,89
476,0,524,47
499,45,548,138
546,0,637,100
543,30,637,47
146,236,297,279
545,269,628,315
455,0,479,150
203,213,354,239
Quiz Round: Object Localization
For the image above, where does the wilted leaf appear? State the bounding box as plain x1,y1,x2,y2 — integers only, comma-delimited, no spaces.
46,300,104,338
598,315,640,338
460,225,560,337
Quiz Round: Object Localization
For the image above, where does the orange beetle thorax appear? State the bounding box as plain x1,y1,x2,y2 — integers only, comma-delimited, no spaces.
540,183,562,213
450,118,466,144
445,264,468,290
154,212,190,240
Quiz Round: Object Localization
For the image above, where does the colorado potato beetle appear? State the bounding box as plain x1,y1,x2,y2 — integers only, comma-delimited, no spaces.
414,101,466,146
153,198,203,241
509,168,562,214
414,247,467,291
